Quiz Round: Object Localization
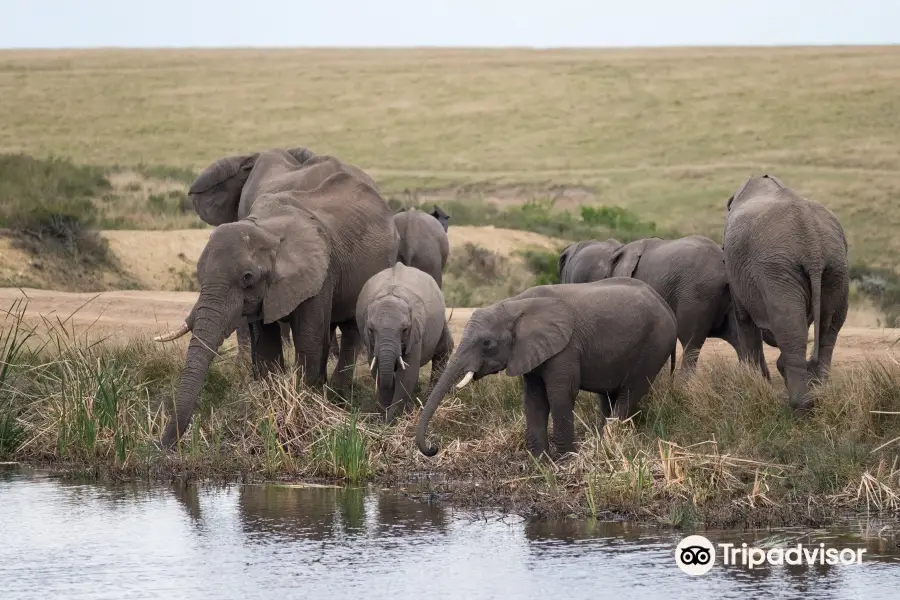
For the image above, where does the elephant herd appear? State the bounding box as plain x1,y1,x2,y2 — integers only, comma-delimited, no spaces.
154,147,849,459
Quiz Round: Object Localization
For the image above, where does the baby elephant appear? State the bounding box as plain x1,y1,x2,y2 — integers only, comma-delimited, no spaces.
416,278,677,458
558,235,739,373
356,263,455,423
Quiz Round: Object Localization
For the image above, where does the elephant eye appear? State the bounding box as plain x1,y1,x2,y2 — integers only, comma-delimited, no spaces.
241,272,254,288
481,338,496,351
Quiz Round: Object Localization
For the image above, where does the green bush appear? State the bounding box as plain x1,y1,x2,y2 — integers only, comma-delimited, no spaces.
520,249,563,286
0,153,111,263
849,262,900,326
393,197,667,244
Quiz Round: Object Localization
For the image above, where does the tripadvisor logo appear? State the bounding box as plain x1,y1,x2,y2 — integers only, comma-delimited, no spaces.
676,535,716,575
675,535,866,575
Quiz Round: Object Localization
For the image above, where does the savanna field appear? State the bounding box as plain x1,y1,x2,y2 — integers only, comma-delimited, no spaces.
1,47,900,527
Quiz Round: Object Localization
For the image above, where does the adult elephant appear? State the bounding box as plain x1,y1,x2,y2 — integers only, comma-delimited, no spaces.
416,279,677,458
393,205,451,287
153,148,399,448
723,174,849,413
192,147,373,376
557,235,739,372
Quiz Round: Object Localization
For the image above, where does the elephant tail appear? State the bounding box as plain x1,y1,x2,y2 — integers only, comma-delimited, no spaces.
809,267,823,365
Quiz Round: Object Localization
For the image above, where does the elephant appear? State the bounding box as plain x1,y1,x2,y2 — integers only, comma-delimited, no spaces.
356,262,454,423
723,174,849,413
153,148,399,448
393,205,451,287
199,148,372,376
416,278,678,458
557,235,740,373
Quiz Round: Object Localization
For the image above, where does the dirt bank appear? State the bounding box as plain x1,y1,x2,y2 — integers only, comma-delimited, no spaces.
2,287,897,371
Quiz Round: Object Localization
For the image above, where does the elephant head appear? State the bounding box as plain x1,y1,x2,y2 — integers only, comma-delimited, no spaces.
429,205,451,232
604,239,653,278
556,239,624,283
416,296,574,456
359,291,419,421
154,198,330,448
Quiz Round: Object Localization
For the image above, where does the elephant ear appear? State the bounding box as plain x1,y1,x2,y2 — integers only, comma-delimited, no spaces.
189,153,259,226
557,242,579,281
429,205,450,232
504,297,574,377
607,240,647,278
257,206,331,324
286,146,316,165
762,173,786,188
726,176,754,212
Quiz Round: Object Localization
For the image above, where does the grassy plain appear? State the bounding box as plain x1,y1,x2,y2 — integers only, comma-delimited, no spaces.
1,47,900,267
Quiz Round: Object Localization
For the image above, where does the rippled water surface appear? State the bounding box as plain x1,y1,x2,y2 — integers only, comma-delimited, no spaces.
1,469,898,599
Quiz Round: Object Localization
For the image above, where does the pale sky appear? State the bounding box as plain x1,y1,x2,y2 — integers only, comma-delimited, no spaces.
1,0,898,48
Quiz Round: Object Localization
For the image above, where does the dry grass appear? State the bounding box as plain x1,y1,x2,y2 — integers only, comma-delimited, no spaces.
2,299,899,527
1,48,899,266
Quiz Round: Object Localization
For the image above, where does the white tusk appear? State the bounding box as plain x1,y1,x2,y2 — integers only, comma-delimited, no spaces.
375,372,379,388
153,322,190,342
456,371,475,389
370,356,376,370
399,356,408,370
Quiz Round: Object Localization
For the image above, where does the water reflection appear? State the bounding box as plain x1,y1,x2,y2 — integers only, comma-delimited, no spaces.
0,470,897,600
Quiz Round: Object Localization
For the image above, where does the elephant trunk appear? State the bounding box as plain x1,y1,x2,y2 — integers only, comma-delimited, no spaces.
161,288,237,448
375,331,400,413
416,353,473,457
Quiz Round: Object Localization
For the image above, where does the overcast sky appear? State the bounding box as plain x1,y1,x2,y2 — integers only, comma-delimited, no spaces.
1,0,898,48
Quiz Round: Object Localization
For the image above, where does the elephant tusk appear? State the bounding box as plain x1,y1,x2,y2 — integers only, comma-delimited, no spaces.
153,322,190,342
399,356,408,370
370,356,376,371
456,371,475,389
375,372,379,388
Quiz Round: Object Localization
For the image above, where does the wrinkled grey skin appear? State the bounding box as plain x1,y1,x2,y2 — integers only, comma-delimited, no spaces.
159,148,398,448
210,149,372,372
723,174,849,413
393,206,451,287
356,263,454,423
416,279,677,458
558,235,740,373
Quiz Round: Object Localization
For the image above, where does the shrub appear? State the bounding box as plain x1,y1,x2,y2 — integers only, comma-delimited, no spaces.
520,249,563,286
0,153,111,264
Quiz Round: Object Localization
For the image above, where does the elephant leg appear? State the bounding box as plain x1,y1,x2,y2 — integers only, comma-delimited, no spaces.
289,288,334,387
809,276,849,383
612,376,651,423
734,301,770,381
331,320,359,393
522,373,550,458
426,323,454,395
767,302,814,414
543,370,578,456
679,334,707,376
386,355,421,424
254,321,285,379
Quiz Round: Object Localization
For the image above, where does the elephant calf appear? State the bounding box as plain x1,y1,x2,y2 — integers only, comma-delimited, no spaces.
416,278,677,458
558,235,739,373
393,206,451,287
724,174,849,413
357,263,454,423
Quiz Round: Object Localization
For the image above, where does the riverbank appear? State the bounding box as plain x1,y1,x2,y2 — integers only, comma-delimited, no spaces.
2,300,900,529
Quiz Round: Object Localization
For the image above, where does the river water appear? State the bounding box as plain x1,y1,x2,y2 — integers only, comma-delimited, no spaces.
1,469,898,599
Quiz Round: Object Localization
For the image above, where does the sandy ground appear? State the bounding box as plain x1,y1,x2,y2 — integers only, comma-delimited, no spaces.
2,287,897,371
